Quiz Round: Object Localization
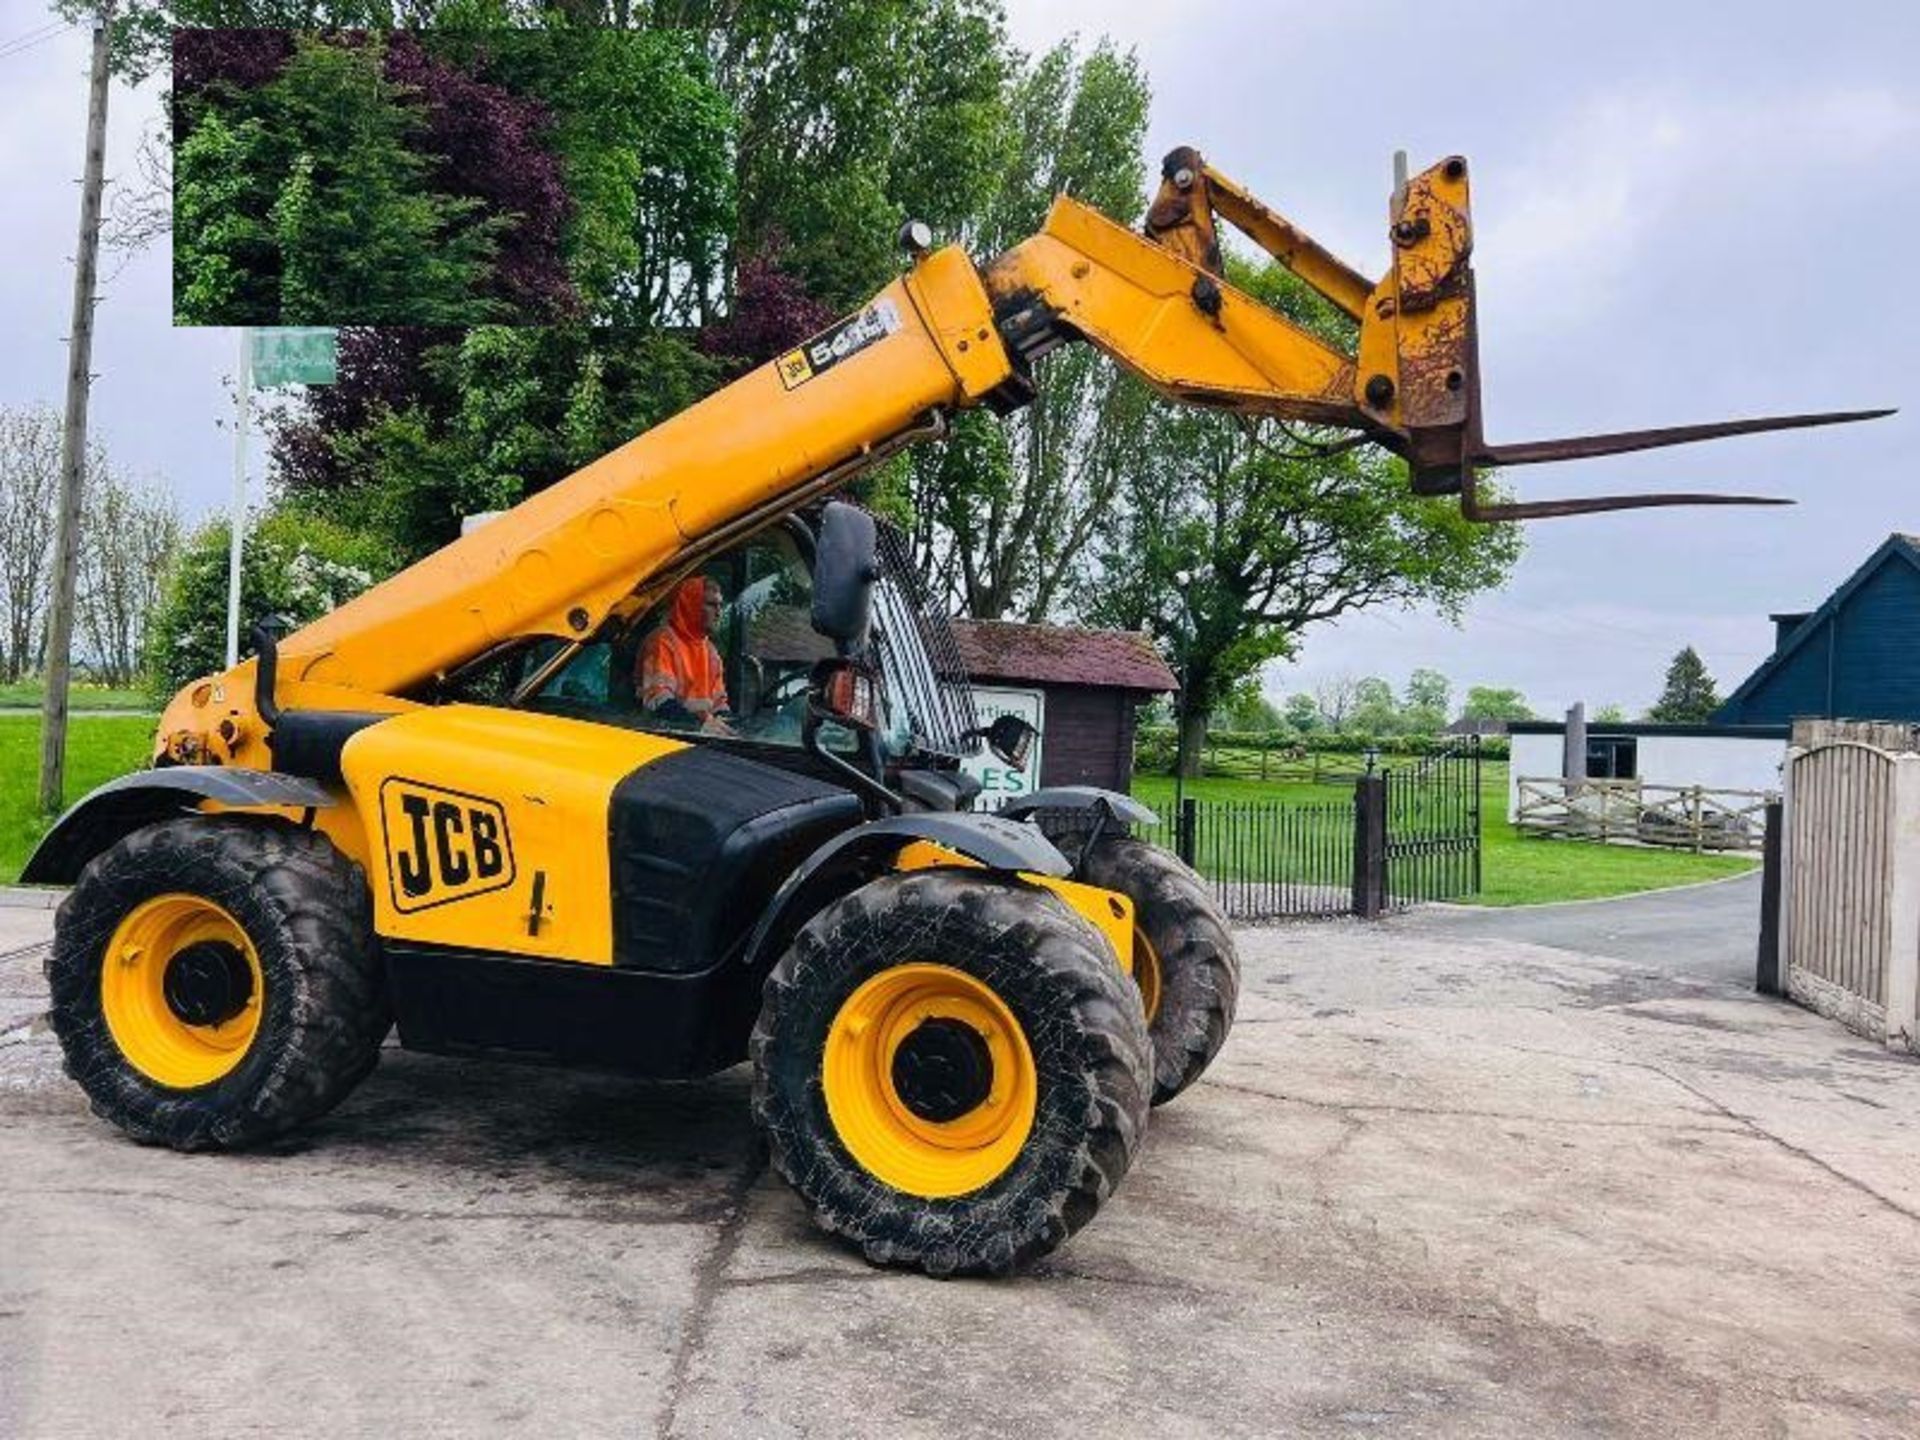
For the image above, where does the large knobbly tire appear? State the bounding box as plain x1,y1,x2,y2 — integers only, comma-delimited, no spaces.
46,816,388,1151
1077,836,1239,1106
750,869,1152,1277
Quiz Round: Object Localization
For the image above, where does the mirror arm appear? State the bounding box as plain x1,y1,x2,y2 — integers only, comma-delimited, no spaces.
802,702,903,817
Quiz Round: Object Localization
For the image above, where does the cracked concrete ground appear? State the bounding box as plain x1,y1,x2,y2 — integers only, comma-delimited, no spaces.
2,893,1917,1439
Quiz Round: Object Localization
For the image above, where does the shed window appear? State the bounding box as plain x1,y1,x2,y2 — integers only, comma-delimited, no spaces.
1586,736,1637,780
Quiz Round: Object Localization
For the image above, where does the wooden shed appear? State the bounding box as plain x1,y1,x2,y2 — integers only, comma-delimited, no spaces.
952,620,1177,796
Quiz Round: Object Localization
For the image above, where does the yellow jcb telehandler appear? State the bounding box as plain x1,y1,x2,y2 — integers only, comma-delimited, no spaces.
26,150,1886,1274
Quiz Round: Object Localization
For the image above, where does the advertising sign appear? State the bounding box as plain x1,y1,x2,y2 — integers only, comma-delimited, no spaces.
965,686,1045,810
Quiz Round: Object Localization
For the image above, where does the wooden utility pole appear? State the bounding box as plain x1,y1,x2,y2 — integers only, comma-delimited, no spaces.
39,7,113,814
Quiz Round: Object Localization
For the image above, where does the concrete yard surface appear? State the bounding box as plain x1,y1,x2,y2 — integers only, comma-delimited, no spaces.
3,897,1917,1438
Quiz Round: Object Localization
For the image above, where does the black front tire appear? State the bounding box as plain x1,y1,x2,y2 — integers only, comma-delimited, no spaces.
46,816,388,1151
751,869,1152,1276
1077,836,1239,1105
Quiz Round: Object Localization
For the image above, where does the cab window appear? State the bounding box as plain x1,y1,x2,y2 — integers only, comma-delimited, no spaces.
447,526,835,749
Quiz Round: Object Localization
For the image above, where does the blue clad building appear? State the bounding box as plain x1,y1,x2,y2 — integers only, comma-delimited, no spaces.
1715,535,1920,726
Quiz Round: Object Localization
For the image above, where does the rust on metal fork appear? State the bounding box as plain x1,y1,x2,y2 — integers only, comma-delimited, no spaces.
1445,408,1897,521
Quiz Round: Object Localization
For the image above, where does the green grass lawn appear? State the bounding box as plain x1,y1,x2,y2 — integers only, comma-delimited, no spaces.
0,681,155,712
1132,761,1757,907
1,715,156,883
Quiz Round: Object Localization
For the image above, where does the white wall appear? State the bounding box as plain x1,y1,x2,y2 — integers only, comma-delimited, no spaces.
1635,735,1785,793
1508,731,1785,818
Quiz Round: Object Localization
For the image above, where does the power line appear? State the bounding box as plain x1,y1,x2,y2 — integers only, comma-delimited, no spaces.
0,18,69,48
0,19,78,62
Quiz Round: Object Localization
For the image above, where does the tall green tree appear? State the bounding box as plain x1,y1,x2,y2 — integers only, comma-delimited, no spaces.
441,22,735,322
170,109,276,321
1350,677,1402,736
902,37,1153,620
1461,686,1534,723
1648,646,1720,722
699,0,1015,308
1282,691,1322,733
1084,261,1521,777
1402,668,1452,734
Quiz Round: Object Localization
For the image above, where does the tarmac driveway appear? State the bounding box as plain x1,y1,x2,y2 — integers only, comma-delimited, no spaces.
2,887,1916,1438
1404,871,1765,986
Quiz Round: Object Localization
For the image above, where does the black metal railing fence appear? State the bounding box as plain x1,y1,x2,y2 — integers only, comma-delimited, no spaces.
1027,736,1481,923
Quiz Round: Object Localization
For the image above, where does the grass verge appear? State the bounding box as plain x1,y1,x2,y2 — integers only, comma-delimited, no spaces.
0,681,155,712
1,715,155,883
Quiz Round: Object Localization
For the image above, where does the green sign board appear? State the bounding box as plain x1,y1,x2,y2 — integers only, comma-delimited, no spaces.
250,327,338,387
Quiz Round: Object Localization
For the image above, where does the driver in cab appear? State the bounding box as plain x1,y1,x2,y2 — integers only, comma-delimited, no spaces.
637,575,736,736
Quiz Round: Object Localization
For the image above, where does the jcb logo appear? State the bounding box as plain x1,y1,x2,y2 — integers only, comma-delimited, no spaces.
379,780,515,913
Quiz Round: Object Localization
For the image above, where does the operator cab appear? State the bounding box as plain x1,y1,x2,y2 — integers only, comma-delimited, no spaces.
432,508,1000,812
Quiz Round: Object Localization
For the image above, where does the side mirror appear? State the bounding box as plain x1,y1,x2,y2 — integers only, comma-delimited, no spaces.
811,502,878,654
969,713,1038,773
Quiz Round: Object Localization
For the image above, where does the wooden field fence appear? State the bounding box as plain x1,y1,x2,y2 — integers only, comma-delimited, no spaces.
1202,745,1369,786
1513,776,1775,852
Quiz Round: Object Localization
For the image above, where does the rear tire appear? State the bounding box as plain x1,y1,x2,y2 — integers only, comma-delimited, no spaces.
46,816,388,1151
1076,836,1239,1105
751,869,1151,1276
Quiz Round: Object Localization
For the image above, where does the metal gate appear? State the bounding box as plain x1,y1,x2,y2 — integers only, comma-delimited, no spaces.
1038,735,1481,924
1381,735,1483,908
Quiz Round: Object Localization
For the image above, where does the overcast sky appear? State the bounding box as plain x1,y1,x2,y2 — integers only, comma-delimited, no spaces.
4,1,1915,718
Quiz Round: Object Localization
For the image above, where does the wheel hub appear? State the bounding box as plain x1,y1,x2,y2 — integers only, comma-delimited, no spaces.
890,1017,994,1122
162,940,255,1028
821,962,1038,1198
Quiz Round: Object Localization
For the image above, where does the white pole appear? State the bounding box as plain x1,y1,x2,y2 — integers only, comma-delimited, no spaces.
225,329,251,667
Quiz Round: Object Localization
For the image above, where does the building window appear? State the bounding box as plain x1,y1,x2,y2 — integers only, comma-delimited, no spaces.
1586,736,1637,780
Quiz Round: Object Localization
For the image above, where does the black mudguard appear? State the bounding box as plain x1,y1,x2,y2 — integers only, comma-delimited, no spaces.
739,810,1071,974
997,786,1159,826
20,767,338,885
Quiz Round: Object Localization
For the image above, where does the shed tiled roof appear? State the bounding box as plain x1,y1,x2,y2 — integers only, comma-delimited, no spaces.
952,620,1177,693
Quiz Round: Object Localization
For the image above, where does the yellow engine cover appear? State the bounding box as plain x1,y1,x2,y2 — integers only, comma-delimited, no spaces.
339,706,686,964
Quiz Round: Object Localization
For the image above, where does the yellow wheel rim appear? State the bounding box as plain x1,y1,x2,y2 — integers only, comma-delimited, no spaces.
822,963,1037,1199
1134,929,1164,1025
99,894,264,1089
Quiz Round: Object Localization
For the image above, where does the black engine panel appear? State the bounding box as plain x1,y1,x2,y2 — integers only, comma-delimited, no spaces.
607,745,862,974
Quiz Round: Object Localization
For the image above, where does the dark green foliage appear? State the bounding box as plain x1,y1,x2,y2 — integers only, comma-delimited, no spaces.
434,23,734,322
172,109,279,321
273,325,723,561
174,32,510,324
259,2,1021,560
1648,646,1721,722
705,0,1016,308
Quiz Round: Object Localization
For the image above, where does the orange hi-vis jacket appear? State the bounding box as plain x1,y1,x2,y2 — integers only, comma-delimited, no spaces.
638,577,728,718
